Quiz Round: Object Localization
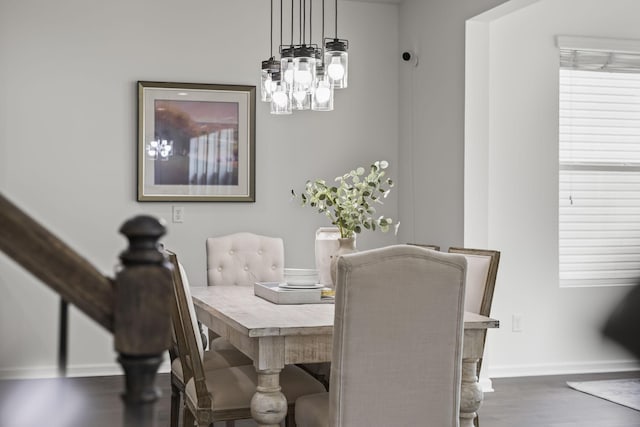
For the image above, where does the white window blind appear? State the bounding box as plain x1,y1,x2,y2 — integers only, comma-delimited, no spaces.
559,38,640,287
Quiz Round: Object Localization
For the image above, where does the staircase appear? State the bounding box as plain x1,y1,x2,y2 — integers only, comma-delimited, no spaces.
0,193,173,427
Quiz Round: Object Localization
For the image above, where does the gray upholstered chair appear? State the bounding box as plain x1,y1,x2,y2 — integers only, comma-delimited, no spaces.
447,247,500,375
448,247,500,427
170,251,325,427
205,232,285,350
295,244,467,427
447,247,499,318
166,251,253,427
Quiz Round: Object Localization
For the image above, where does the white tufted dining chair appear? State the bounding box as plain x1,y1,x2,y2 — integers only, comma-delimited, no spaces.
206,232,285,287
205,232,285,350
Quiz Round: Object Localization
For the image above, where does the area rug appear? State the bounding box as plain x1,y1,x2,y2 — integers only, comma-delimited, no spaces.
567,378,640,411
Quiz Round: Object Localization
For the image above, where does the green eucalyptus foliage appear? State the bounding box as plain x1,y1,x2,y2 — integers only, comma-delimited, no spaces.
292,160,395,238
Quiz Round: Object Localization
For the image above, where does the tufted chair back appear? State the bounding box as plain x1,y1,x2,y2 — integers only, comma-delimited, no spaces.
206,232,285,287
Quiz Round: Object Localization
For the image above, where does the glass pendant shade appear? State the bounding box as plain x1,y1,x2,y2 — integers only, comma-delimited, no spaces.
292,89,311,110
270,77,292,115
292,47,315,110
324,39,348,89
312,74,334,111
293,45,316,92
261,58,280,102
280,47,295,91
261,71,272,102
312,51,333,111
293,60,315,92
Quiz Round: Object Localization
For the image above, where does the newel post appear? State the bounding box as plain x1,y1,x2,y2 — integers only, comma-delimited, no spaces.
115,216,173,427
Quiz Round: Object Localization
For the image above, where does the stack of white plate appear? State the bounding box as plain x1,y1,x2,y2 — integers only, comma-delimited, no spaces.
280,268,322,289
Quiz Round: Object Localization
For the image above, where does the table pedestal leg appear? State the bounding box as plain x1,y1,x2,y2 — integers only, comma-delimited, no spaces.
460,358,483,427
250,369,287,427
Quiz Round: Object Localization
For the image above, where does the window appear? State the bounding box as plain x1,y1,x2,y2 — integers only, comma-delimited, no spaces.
558,36,640,287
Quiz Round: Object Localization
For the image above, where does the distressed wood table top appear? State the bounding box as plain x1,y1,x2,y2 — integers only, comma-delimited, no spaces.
191,284,499,427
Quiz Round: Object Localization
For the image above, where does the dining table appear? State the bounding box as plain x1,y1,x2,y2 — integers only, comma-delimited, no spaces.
191,285,499,427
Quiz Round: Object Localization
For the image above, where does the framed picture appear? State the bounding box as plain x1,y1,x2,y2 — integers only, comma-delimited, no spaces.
137,81,256,202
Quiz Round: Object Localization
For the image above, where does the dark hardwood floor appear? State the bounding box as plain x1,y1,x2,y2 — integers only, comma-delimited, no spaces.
479,371,640,427
0,371,638,426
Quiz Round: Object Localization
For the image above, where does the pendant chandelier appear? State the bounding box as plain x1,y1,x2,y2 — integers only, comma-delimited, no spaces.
260,0,349,115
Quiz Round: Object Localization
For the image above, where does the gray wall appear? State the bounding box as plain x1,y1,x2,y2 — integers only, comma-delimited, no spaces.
396,0,509,248
466,0,640,377
0,0,399,377
2,0,635,380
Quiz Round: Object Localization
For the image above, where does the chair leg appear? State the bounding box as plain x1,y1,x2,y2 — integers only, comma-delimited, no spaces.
182,405,196,427
170,382,181,427
198,321,209,349
296,362,330,390
284,405,296,427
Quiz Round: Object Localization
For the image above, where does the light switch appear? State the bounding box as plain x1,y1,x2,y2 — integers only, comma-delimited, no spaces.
172,206,184,223
512,314,523,332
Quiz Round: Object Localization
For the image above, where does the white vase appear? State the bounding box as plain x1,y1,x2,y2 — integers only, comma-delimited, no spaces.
329,237,357,287
315,227,341,287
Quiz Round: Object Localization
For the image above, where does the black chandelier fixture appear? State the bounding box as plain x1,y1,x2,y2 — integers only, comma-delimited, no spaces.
260,0,349,114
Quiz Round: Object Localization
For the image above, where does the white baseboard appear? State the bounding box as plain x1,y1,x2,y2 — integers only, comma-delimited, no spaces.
0,360,172,380
4,359,639,382
488,359,640,378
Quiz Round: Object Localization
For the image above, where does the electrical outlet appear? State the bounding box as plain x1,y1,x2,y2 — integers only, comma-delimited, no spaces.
512,314,523,332
172,206,184,223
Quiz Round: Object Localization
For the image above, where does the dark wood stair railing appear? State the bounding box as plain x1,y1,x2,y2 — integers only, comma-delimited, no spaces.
0,193,173,427
58,298,69,377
